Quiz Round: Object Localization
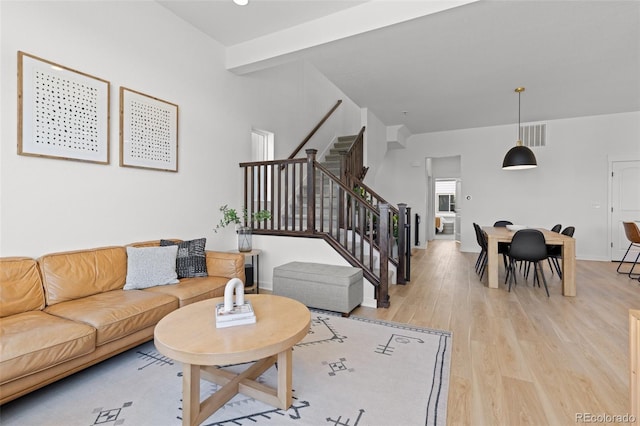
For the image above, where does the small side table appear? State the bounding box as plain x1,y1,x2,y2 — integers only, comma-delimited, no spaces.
227,249,261,294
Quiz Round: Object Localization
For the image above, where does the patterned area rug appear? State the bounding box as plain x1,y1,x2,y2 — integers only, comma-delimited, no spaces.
1,312,451,426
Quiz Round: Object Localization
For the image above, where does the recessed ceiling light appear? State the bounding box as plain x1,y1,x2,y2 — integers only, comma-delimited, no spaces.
233,0,249,5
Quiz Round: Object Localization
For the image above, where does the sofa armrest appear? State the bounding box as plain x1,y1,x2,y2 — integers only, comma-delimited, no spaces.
205,251,245,282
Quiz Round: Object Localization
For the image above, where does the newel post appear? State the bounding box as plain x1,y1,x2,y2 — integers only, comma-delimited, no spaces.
339,150,348,184
305,149,317,234
397,203,407,285
378,203,391,308
405,205,411,282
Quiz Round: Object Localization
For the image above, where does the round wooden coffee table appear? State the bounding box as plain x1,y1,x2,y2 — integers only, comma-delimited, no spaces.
154,294,310,426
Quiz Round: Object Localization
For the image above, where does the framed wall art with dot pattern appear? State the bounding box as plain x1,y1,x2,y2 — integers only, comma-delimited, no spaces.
18,51,110,164
119,87,178,172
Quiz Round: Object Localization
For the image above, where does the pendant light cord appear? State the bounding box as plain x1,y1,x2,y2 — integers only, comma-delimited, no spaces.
518,90,521,141
515,87,525,143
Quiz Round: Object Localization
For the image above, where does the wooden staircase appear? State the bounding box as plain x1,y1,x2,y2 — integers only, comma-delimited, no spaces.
313,138,396,285
321,135,358,177
237,101,410,308
239,149,411,308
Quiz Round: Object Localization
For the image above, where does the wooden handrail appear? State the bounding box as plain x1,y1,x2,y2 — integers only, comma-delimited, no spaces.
286,100,342,160
353,179,398,214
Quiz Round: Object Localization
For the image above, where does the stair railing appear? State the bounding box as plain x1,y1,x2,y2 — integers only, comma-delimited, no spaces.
239,149,394,308
285,100,342,162
351,179,411,284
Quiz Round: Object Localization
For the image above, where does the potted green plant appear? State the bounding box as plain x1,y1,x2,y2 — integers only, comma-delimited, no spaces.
215,205,271,252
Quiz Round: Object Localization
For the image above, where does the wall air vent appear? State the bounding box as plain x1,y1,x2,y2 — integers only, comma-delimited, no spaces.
520,123,546,147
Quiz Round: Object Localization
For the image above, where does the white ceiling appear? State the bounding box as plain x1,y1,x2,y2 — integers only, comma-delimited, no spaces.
159,0,368,46
158,0,640,135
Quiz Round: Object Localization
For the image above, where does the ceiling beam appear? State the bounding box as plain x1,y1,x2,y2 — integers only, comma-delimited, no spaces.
225,0,479,75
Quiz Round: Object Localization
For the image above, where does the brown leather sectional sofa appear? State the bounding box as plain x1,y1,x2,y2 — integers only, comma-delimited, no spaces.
0,240,245,405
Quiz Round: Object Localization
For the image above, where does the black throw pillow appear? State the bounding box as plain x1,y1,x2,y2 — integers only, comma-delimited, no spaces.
160,238,208,279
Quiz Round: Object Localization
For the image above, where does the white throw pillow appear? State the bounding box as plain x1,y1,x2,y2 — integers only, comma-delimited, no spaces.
124,245,180,290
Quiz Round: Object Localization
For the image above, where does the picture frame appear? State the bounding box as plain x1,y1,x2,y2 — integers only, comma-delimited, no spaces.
119,87,178,172
18,51,110,164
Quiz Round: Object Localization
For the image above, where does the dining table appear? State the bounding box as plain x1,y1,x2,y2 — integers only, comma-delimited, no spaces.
482,226,576,296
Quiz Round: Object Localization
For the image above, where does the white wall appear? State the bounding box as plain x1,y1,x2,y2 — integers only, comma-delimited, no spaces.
375,112,640,260
243,61,362,159
362,108,387,188
0,1,365,257
432,156,461,178
252,235,376,307
3,1,636,271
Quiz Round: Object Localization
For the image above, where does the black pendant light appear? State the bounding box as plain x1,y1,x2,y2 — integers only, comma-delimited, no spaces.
502,87,537,170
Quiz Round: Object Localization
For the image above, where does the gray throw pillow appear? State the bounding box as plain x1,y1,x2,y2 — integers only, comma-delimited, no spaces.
124,245,180,290
160,238,208,279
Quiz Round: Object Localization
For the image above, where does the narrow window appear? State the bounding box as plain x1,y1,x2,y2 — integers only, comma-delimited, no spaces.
251,129,274,202
251,129,274,163
435,180,456,213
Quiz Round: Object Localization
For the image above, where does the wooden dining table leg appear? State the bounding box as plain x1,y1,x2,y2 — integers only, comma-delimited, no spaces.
561,239,576,296
486,234,499,289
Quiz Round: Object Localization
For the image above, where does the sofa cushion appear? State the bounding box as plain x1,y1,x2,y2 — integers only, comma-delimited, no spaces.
124,246,179,290
0,257,45,317
39,246,127,306
144,275,229,307
44,289,178,346
205,251,246,281
160,238,208,279
0,311,96,384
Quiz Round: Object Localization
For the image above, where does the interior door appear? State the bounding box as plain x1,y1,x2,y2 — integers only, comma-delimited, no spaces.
454,179,462,241
611,160,640,261
425,159,434,245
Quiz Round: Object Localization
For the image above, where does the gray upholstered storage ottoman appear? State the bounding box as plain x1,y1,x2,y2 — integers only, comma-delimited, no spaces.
273,262,363,315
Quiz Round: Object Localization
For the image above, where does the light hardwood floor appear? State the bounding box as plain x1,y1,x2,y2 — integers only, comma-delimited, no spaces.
352,240,639,426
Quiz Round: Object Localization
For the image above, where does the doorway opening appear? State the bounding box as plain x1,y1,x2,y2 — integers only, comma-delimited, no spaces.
425,156,461,246
434,179,457,240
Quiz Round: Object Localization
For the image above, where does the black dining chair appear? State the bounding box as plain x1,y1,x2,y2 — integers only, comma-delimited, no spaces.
547,226,575,278
473,223,488,279
523,224,562,279
617,222,640,279
494,220,513,227
506,229,550,297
